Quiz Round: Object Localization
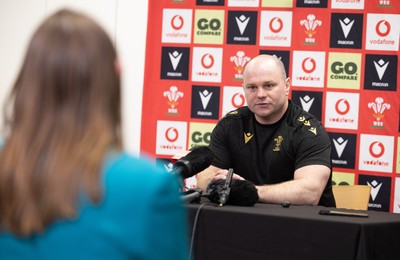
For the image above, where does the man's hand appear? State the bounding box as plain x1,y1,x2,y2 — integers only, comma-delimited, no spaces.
212,169,245,182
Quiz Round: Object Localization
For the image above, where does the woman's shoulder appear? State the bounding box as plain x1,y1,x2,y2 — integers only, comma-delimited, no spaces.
104,151,161,174
101,151,180,195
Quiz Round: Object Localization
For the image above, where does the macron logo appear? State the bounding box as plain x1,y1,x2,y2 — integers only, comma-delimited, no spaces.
339,17,354,39
333,137,348,158
373,59,389,80
299,95,314,112
199,90,213,110
368,180,381,201
164,162,173,173
168,51,182,71
235,15,250,35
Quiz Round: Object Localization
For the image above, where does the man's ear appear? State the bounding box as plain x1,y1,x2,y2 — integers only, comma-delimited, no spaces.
285,77,291,96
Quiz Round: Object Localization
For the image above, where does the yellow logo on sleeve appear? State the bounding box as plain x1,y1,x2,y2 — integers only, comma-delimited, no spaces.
244,132,253,144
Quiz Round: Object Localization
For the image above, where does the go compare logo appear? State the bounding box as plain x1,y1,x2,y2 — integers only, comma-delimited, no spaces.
327,52,361,90
194,9,224,44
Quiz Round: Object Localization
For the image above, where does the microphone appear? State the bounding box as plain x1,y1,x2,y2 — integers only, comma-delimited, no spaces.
173,146,213,203
218,168,234,206
206,179,259,206
173,145,214,180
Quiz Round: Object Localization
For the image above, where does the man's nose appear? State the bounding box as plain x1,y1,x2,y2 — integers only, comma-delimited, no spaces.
257,87,267,98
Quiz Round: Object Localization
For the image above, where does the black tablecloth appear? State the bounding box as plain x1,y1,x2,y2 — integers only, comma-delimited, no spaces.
186,200,400,260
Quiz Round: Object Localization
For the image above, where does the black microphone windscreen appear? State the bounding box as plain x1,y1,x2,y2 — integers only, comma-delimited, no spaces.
178,146,214,179
207,179,259,206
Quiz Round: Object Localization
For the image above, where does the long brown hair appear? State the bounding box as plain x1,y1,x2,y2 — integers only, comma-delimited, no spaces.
0,9,121,236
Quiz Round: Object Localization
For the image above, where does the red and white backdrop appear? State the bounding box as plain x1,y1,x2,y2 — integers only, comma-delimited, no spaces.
140,0,400,212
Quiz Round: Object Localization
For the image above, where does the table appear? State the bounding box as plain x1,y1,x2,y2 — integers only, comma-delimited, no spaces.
186,200,400,260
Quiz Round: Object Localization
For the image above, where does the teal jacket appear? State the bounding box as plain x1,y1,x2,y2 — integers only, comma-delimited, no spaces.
0,152,189,260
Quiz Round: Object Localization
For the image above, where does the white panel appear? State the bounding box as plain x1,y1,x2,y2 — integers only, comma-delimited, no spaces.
0,0,46,131
0,0,148,153
46,0,116,43
116,0,149,155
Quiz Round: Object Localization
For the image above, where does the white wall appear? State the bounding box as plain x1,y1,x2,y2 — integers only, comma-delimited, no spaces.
0,0,147,155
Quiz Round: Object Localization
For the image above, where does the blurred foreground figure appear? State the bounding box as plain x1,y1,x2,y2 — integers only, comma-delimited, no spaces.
0,9,188,259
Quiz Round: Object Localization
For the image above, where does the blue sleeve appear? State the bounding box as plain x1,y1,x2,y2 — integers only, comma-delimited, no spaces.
103,154,189,260
144,173,189,260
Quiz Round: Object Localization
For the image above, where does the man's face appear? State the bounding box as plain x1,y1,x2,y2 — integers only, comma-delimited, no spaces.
242,58,290,125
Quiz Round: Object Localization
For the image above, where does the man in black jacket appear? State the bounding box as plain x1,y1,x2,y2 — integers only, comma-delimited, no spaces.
197,54,336,207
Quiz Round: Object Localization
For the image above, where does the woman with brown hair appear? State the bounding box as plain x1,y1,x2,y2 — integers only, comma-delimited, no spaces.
0,9,188,259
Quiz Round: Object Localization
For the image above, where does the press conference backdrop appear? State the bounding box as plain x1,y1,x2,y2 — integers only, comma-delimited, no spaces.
140,0,400,213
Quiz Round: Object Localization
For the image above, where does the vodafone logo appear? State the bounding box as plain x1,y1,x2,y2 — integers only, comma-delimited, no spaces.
260,11,292,47
165,127,179,142
301,58,316,73
366,14,399,51
171,15,184,30
375,20,391,37
231,93,245,108
292,51,324,87
335,99,350,115
156,120,187,155
369,141,385,158
192,47,222,83
358,134,393,173
201,54,214,69
162,9,191,44
269,17,283,33
222,86,245,116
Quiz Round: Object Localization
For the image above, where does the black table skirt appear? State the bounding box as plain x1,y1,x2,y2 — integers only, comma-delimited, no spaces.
186,200,400,260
